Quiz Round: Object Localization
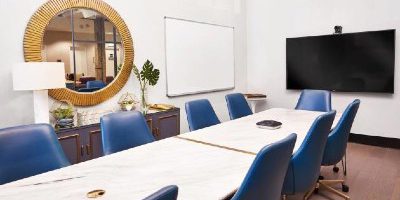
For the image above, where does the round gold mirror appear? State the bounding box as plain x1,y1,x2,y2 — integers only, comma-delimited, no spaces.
24,0,134,106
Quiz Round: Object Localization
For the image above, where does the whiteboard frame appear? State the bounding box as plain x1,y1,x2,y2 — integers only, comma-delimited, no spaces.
164,16,236,97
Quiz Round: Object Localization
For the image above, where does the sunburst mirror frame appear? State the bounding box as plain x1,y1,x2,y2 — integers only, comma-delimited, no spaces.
23,0,134,106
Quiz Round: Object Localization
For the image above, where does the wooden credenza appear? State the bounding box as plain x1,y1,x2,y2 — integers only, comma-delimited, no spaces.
56,108,180,164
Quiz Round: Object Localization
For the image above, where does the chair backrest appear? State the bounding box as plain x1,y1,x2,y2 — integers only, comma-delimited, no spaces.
86,80,106,89
79,76,96,84
185,99,220,131
101,111,155,155
282,111,336,194
106,76,114,84
322,99,360,165
232,133,297,200
295,89,332,112
225,93,253,120
0,124,70,184
143,185,178,200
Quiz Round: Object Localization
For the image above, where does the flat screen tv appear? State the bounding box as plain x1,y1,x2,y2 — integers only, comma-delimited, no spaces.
286,29,395,93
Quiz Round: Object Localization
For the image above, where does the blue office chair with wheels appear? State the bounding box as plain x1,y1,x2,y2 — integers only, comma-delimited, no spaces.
143,185,178,200
295,89,332,112
0,124,70,184
230,133,297,200
225,93,253,120
317,99,360,199
86,80,106,89
185,99,220,131
281,111,336,200
101,111,155,155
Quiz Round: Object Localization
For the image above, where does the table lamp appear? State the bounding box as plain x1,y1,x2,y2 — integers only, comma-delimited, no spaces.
13,62,66,123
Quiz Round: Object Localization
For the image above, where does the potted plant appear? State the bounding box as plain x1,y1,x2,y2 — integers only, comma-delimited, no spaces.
133,60,160,114
50,100,75,130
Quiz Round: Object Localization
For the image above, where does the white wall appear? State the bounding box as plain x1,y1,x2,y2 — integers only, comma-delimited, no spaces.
247,0,400,138
0,0,247,133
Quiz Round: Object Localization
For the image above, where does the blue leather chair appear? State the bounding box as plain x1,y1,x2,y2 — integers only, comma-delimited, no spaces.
86,80,106,89
101,111,155,155
143,185,178,200
0,124,70,184
231,133,297,200
295,89,332,112
318,99,360,199
282,111,336,200
225,93,253,120
185,99,220,131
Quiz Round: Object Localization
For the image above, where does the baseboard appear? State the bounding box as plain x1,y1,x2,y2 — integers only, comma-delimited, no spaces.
349,133,400,149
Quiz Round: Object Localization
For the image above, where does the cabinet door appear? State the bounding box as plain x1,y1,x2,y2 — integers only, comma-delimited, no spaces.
88,129,103,159
156,113,180,140
145,117,157,138
58,134,81,164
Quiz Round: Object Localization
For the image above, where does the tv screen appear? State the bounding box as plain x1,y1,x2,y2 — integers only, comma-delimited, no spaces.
286,29,395,93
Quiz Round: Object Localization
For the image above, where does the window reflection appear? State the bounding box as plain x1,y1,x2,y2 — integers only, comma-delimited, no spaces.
43,9,123,92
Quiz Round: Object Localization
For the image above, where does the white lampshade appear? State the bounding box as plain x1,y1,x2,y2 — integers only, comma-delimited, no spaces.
13,62,66,91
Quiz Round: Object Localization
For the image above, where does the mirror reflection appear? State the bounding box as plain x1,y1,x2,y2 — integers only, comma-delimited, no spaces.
43,9,124,92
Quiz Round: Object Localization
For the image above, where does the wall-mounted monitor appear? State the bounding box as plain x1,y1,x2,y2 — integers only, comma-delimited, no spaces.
286,29,395,93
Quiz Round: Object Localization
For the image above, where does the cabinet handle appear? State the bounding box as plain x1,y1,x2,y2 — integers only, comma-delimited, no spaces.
80,145,84,156
86,144,91,156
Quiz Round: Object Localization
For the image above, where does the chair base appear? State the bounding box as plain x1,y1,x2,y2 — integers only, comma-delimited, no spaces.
333,165,340,173
304,185,316,200
318,179,350,200
281,184,318,200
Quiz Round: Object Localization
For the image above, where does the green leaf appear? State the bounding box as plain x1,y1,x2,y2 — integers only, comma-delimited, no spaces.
132,63,141,80
132,60,159,88
140,60,160,86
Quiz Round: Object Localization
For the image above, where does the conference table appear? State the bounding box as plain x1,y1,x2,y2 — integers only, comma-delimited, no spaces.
0,108,340,200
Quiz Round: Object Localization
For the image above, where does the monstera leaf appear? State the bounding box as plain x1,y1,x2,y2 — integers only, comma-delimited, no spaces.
132,59,160,91
139,60,160,86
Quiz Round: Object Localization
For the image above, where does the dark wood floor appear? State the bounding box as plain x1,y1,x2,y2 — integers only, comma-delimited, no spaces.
287,143,400,200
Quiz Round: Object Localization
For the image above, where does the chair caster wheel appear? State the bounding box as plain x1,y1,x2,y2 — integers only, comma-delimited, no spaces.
333,166,339,173
342,184,349,192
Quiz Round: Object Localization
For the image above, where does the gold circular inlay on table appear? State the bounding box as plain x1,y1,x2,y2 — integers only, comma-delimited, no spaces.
23,0,134,106
87,189,106,198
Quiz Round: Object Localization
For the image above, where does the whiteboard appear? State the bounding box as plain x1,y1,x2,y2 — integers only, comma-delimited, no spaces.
165,17,235,97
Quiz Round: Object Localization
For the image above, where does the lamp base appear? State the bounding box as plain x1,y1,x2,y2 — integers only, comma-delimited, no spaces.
33,90,50,124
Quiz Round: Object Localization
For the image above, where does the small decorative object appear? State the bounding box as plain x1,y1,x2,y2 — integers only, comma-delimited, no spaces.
149,103,175,111
87,189,105,198
108,53,114,60
256,120,282,130
118,92,138,111
50,100,75,130
334,25,343,34
133,60,160,114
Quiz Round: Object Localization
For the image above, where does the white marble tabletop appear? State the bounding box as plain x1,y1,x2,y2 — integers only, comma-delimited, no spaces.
180,108,340,154
0,108,340,200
